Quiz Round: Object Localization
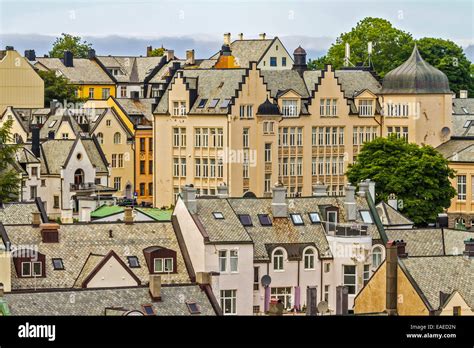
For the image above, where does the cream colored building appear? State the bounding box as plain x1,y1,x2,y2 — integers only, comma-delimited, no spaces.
154,44,453,206
0,48,44,115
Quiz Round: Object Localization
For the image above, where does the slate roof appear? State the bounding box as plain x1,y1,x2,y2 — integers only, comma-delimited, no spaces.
0,202,40,225
81,138,108,173
4,284,216,316
40,111,83,139
376,201,413,227
400,256,473,310
210,39,275,68
261,70,309,98
2,221,191,290
451,100,474,136
436,139,474,162
37,140,75,174
36,58,114,85
147,59,185,84
453,98,474,115
96,56,165,83
114,98,155,122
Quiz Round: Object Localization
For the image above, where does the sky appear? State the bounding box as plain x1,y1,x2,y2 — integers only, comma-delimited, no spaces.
0,0,473,59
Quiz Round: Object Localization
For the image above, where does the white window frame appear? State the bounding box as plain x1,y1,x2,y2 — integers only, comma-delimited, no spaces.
303,248,316,270
272,248,285,271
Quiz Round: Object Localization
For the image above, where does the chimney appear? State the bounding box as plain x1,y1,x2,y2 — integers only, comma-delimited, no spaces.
186,49,195,65
292,46,307,77
87,49,96,59
5,46,14,51
63,50,73,67
459,90,468,99
272,183,288,218
40,223,60,243
124,207,134,224
437,213,449,228
24,49,36,61
223,33,231,45
396,240,408,258
344,184,356,221
149,275,161,301
32,212,41,227
387,193,398,211
79,206,91,222
182,185,197,214
146,45,153,57
31,125,40,158
259,33,266,40
358,180,369,197
335,286,349,315
196,272,212,285
166,50,174,62
386,240,398,316
463,238,474,258
238,33,244,40
217,183,228,199
313,182,328,197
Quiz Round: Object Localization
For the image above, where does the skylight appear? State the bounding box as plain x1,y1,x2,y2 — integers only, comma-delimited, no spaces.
198,99,208,108
290,213,304,226
127,256,140,268
141,304,156,316
463,120,471,128
52,258,64,270
462,107,469,114
213,212,224,219
220,99,231,108
360,211,373,224
209,99,220,108
308,212,321,224
238,214,253,227
49,120,57,128
258,214,272,226
186,302,201,314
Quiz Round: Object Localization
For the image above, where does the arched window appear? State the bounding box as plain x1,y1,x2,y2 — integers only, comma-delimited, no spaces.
303,248,315,270
372,246,383,268
74,169,84,185
96,132,104,144
113,132,121,144
273,249,284,271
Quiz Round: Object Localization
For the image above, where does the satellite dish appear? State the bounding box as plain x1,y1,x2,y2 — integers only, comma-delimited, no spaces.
261,275,272,287
317,301,329,314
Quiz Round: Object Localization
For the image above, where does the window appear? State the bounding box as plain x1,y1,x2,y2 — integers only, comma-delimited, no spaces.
213,212,224,219
263,121,274,134
52,258,64,270
195,159,201,177
230,250,238,272
273,249,284,271
372,246,383,268
258,214,272,226
102,88,110,99
290,213,304,226
141,304,156,316
198,99,207,108
282,100,298,117
282,57,287,67
324,263,330,273
324,285,330,302
30,185,37,199
220,290,237,315
53,195,60,209
120,86,127,97
220,99,231,108
270,57,277,67
457,175,467,200
106,119,111,127
304,248,315,270
180,158,186,176
149,160,153,174
148,183,153,196
453,306,461,316
31,166,38,178
62,133,69,139
238,214,252,226
21,262,31,277
186,302,201,315
242,128,249,148
113,132,121,144
327,210,338,231
111,154,117,168
320,98,337,116
270,287,292,310
113,177,121,191
173,101,186,116
140,183,145,196
140,138,145,152
48,120,57,128
253,267,260,291
127,256,140,268
209,99,219,108
154,258,174,273
264,174,271,193
21,261,42,277
219,250,227,272
308,212,321,224
88,88,94,99
118,154,124,168
140,161,146,175
96,132,104,144
343,265,356,294
363,264,370,285
264,143,272,162
360,211,373,223
359,100,374,116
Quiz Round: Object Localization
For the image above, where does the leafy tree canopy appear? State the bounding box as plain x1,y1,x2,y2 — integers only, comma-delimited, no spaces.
346,136,456,225
0,120,20,202
49,33,92,58
149,47,165,57
37,70,82,105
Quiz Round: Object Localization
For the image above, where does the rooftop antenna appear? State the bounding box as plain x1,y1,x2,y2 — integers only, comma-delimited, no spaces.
344,43,353,67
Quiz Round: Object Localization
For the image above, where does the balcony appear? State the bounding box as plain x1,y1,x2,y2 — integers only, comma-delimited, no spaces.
324,222,369,237
70,183,117,193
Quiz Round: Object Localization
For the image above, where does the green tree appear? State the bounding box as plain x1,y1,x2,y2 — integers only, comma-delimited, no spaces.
37,70,81,105
0,120,21,202
49,33,92,58
307,56,329,70
346,137,456,225
149,47,165,57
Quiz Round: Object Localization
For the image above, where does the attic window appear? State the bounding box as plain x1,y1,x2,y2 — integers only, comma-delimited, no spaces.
220,99,231,108
212,212,224,219
258,214,272,226
141,304,156,316
238,214,253,227
198,99,208,108
186,301,201,314
308,212,321,224
127,256,140,268
462,107,469,114
463,120,471,128
52,258,64,270
290,213,304,226
360,210,373,224
48,120,57,128
209,99,220,108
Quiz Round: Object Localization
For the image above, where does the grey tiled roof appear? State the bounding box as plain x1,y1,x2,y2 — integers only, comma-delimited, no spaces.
38,140,75,174
443,229,474,256
261,70,309,98
96,56,165,83
453,98,474,115
210,39,274,68
40,111,82,139
376,201,413,226
4,284,216,316
114,98,155,122
81,138,108,173
0,202,40,225
36,58,114,85
400,256,473,310
3,221,191,290
436,139,474,162
148,59,185,84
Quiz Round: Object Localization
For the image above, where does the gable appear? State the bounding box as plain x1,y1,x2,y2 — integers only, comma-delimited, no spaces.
55,120,77,140
105,97,135,134
0,108,28,143
258,37,294,70
355,89,377,99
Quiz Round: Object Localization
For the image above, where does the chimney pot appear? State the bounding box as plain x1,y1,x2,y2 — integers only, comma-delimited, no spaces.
463,238,474,258
223,33,231,45
272,183,287,218
196,272,212,285
87,49,96,59
186,49,195,65
124,207,134,224
238,33,244,40
63,50,73,67
149,275,161,301
146,45,153,57
24,49,36,61
358,180,369,197
166,50,174,62
259,33,266,40
387,193,398,211
459,90,468,99
32,212,41,227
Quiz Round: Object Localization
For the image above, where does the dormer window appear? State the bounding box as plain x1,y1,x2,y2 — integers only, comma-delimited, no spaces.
154,258,173,273
143,246,177,274
13,249,46,278
359,100,374,116
282,100,298,117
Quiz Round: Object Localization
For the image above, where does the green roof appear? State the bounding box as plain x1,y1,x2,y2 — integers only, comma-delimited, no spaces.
136,208,172,221
91,205,124,219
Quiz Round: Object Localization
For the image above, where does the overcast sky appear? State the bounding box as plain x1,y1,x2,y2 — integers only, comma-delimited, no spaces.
0,0,473,57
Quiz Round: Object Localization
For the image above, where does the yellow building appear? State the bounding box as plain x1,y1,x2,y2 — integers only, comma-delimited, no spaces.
153,43,453,207
0,48,44,114
35,50,116,100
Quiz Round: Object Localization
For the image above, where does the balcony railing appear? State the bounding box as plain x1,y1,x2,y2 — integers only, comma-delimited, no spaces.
324,222,369,237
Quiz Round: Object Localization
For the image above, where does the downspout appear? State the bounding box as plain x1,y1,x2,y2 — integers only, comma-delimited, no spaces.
295,259,301,311
226,114,231,193
264,262,270,313
320,259,324,302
